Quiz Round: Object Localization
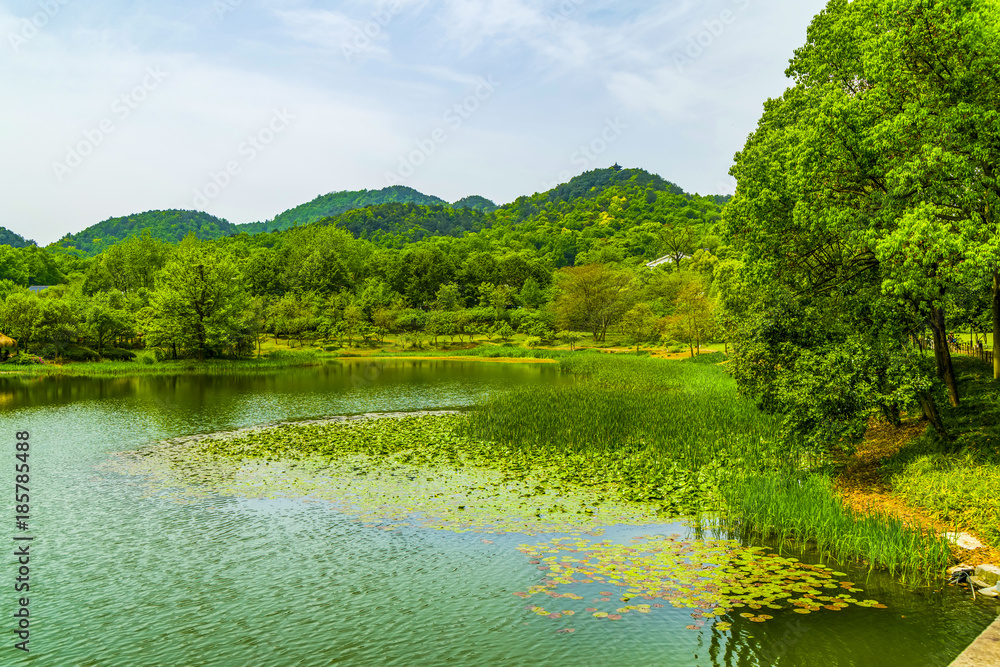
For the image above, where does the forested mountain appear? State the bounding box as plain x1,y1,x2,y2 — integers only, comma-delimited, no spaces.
230,167,725,265
55,210,236,255
240,186,450,234
313,203,494,245
0,226,35,248
45,170,719,262
453,196,498,213
486,167,725,267
0,164,733,365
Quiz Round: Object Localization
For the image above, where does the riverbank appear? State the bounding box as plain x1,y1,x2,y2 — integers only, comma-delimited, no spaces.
0,333,727,377
832,356,1000,570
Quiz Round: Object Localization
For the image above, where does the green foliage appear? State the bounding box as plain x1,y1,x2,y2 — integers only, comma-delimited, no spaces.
242,185,449,233
55,210,236,256
101,347,136,361
4,351,42,365
0,226,35,248
452,195,498,213
62,345,100,362
145,235,250,359
684,351,727,364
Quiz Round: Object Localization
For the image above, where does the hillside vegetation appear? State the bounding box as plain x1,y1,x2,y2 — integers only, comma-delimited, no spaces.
55,210,236,255
0,226,35,248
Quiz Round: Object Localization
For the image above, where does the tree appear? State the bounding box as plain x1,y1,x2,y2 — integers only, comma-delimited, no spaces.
36,299,78,359
434,283,464,311
622,302,658,354
146,236,249,360
517,276,546,309
668,279,717,357
0,291,42,353
553,264,635,342
478,282,514,320
720,0,1000,442
85,292,129,354
657,224,696,271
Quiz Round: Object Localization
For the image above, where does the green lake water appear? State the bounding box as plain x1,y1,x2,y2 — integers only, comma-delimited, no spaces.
0,359,996,666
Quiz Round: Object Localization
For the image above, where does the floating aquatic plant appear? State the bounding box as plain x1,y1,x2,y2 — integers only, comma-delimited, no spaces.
512,535,884,626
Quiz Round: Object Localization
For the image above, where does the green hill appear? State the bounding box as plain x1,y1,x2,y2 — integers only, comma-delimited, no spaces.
313,202,493,245
486,167,725,266
453,196,498,213
240,186,449,234
0,226,35,248
254,167,725,267
54,210,236,255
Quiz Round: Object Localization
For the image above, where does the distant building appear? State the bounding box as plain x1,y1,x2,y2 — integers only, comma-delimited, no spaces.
645,255,688,269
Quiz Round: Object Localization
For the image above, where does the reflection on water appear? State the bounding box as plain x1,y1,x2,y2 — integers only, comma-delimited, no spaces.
0,360,996,666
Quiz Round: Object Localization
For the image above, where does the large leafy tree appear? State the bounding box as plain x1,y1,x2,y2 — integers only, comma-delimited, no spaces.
553,263,635,342
723,0,1000,445
146,236,250,360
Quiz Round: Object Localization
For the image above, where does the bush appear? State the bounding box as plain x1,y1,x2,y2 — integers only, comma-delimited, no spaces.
266,349,320,363
62,346,100,362
136,351,158,365
5,352,43,366
101,348,136,361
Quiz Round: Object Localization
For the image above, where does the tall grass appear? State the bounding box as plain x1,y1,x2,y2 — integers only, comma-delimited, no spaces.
464,353,789,472
892,453,1000,547
716,475,952,580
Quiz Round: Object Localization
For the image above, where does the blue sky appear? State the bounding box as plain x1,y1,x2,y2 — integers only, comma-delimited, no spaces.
1,0,829,244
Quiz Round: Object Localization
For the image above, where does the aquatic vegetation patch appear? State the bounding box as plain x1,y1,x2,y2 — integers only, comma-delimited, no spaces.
512,535,886,627
107,414,683,535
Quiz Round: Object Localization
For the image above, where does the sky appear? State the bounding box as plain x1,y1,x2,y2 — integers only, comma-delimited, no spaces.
0,0,830,245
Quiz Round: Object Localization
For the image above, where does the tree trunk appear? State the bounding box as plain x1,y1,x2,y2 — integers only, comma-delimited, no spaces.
993,271,1000,381
880,403,902,427
916,391,950,440
928,305,959,407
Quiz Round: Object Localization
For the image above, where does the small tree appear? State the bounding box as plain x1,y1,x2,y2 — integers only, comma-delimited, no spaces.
668,280,717,357
622,303,658,354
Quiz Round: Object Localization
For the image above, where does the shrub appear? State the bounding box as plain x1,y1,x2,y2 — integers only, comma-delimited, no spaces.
101,348,136,361
685,351,727,364
136,351,158,365
62,346,100,362
5,352,43,365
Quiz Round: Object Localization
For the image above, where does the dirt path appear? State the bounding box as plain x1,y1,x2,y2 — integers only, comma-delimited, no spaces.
835,419,1000,567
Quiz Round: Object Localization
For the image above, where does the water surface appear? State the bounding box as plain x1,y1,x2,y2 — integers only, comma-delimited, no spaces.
0,360,994,666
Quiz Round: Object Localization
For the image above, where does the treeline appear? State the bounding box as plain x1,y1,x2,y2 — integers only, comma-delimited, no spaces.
0,168,734,362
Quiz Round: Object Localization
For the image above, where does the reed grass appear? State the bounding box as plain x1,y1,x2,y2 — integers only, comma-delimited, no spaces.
716,474,952,581
464,353,789,473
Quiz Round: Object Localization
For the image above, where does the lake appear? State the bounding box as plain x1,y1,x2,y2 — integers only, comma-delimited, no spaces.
0,359,995,666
